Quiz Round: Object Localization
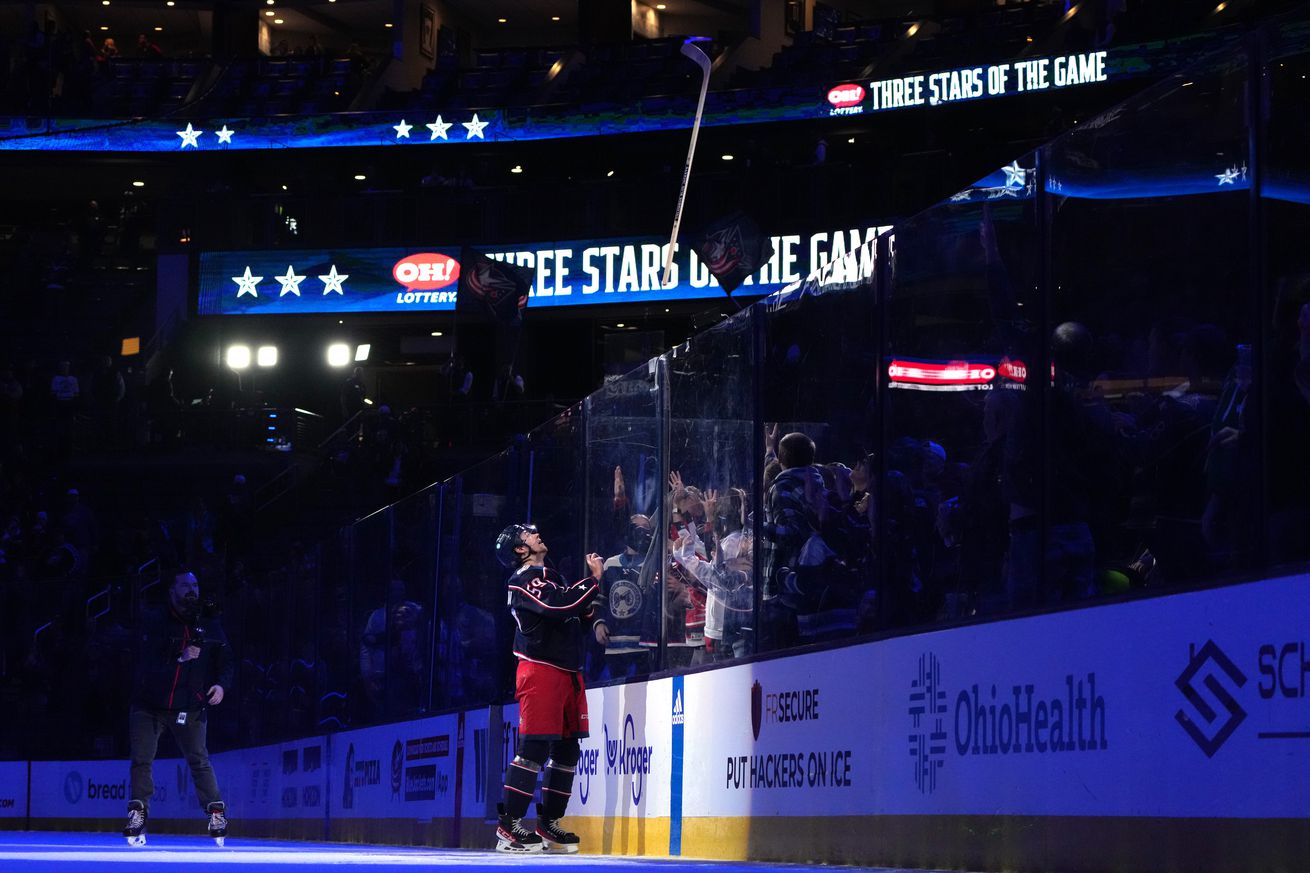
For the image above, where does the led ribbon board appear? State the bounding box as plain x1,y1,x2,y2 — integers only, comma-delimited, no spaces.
197,227,886,316
827,51,1110,117
1,40,1214,154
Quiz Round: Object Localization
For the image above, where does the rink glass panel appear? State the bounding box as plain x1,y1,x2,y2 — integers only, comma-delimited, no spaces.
885,175,1042,626
583,361,663,684
433,447,523,710
759,259,879,653
1261,20,1310,567
348,506,397,726
387,485,438,719
667,311,757,665
222,540,331,745
1045,47,1257,594
524,401,588,585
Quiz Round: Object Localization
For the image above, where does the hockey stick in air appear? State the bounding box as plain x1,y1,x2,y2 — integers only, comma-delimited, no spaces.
661,37,713,290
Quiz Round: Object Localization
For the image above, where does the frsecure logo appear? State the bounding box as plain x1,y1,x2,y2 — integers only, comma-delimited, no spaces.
1176,640,1247,757
751,681,820,740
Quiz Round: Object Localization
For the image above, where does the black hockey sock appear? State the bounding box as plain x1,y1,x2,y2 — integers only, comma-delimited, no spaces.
502,756,540,819
540,761,576,820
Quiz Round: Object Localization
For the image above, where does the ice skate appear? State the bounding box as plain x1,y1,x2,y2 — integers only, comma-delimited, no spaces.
123,800,147,847
535,803,580,854
207,802,228,847
495,802,543,853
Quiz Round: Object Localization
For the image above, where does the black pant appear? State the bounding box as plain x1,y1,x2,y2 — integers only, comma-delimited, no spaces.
129,706,223,813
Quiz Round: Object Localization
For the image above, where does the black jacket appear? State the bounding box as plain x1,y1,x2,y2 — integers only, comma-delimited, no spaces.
131,605,235,711
507,565,600,672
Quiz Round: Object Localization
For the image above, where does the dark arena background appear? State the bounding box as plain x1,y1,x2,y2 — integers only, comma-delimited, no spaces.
1,0,1309,871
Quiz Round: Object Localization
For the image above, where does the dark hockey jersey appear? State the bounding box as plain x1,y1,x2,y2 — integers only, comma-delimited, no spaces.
507,564,601,672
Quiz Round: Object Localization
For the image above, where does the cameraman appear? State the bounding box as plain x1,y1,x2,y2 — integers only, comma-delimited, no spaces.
123,567,233,843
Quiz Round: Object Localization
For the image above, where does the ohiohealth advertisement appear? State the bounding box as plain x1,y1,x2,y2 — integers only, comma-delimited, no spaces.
675,572,1310,822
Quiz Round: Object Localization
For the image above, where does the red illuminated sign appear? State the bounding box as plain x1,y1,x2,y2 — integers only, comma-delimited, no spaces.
888,359,997,390
998,358,1027,383
392,252,460,290
827,84,866,108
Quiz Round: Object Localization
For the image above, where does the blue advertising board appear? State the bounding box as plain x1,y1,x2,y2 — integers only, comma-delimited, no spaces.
196,226,889,316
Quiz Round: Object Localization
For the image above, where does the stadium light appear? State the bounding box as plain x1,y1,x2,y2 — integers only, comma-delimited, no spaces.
354,344,371,362
256,346,278,367
327,344,352,367
226,345,252,370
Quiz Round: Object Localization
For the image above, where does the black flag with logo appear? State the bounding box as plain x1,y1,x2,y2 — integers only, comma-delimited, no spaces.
456,249,533,325
693,211,773,294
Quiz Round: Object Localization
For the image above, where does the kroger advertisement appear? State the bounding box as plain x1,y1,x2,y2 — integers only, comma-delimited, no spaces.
195,227,888,316
572,681,673,822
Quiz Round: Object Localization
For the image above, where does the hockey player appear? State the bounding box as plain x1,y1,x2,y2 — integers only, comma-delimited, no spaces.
493,523,604,854
123,567,232,847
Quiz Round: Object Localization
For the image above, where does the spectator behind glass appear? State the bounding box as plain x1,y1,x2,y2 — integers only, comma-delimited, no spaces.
1005,322,1119,608
136,34,162,58
358,579,427,722
0,366,23,451
760,431,824,648
592,514,655,681
671,486,754,662
1263,278,1310,562
101,37,118,59
51,361,80,462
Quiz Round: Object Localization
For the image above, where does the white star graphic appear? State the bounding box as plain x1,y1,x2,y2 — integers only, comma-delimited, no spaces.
463,114,488,139
949,190,972,202
318,265,349,295
1001,161,1027,188
1216,166,1239,185
176,123,204,149
393,119,413,139
215,125,234,144
275,265,306,297
232,267,262,298
426,116,453,141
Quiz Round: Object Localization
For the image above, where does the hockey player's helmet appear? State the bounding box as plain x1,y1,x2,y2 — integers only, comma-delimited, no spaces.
494,523,537,568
